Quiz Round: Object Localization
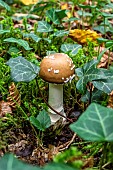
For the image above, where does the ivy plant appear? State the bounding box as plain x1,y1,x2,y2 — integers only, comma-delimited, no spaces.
0,153,78,170
76,59,113,94
70,102,113,142
6,56,40,82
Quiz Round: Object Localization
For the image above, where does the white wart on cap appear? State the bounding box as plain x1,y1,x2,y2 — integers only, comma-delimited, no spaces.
39,53,75,84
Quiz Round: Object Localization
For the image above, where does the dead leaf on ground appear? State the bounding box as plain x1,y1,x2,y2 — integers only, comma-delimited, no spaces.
94,47,113,68
0,101,12,118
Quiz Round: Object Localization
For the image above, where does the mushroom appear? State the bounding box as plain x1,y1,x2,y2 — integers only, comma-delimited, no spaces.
39,53,75,124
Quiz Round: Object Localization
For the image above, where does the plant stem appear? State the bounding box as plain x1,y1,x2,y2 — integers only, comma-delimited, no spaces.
99,142,108,169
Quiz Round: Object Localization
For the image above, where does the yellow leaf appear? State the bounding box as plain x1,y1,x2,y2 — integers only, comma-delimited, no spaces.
20,0,38,5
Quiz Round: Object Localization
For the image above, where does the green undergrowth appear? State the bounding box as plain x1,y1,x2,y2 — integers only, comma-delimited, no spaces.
1,0,113,169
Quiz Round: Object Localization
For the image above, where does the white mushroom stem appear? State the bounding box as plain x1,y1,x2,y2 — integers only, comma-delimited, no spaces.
48,83,66,124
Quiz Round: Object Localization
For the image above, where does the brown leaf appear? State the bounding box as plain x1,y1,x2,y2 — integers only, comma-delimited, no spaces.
83,156,94,169
0,101,12,118
107,91,113,109
94,47,113,68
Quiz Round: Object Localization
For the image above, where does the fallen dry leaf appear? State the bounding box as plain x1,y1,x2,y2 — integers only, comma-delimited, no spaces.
94,47,113,68
0,101,12,118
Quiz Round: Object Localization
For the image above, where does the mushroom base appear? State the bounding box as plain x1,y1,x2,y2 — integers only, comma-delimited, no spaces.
49,109,66,125
48,83,66,124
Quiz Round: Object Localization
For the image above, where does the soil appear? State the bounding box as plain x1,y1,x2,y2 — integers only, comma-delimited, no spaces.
0,107,80,166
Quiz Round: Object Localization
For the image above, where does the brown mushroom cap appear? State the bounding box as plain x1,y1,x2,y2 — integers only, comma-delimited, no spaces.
39,53,75,84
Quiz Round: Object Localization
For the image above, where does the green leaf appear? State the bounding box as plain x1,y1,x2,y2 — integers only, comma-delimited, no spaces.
30,116,43,130
76,60,100,93
46,8,67,24
53,30,69,37
61,43,82,56
8,46,20,55
37,21,53,32
81,89,103,103
105,41,113,48
37,110,51,129
70,103,113,142
46,51,56,55
0,153,41,170
32,1,55,13
77,10,92,17
0,30,10,34
30,110,51,131
23,33,42,42
78,4,96,9
101,12,113,18
75,68,83,77
4,38,32,50
92,68,113,94
43,38,51,43
97,47,110,61
76,60,113,94
97,38,109,43
93,25,110,34
68,17,80,22
0,153,78,170
0,0,10,11
46,8,60,24
55,9,67,20
6,56,40,82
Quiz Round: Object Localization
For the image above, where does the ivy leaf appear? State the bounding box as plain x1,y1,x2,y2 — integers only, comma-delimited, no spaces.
70,103,113,142
0,154,77,170
0,0,11,11
37,109,51,129
75,68,83,77
6,56,40,82
37,21,53,32
23,33,42,42
55,9,67,20
53,30,69,37
43,38,51,43
81,89,103,103
8,46,20,55
30,110,51,131
30,116,42,130
4,38,32,50
46,8,60,24
61,43,82,56
77,10,92,17
93,78,113,94
76,60,100,93
46,51,56,55
0,30,10,34
0,153,41,170
92,68,113,94
93,25,110,34
76,59,113,94
97,47,110,61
